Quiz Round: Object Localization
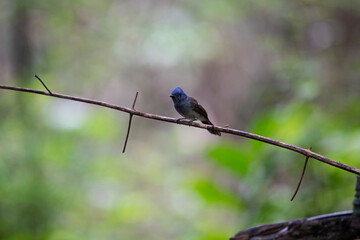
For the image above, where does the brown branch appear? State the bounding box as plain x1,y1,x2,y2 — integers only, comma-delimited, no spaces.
34,74,53,95
122,92,138,153
132,92,138,109
0,84,359,175
291,146,312,201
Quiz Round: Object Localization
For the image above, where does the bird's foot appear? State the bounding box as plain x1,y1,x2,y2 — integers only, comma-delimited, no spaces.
187,119,195,126
176,118,186,124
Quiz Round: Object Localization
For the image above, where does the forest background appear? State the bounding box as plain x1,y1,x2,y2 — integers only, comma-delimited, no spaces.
0,1,360,239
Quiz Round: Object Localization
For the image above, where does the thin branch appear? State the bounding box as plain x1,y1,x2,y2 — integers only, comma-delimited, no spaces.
0,84,359,175
34,74,53,95
122,115,134,153
122,92,138,153
132,92,138,109
291,146,312,201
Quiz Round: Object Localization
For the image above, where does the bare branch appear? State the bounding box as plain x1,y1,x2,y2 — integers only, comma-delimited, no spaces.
291,146,312,201
132,91,138,109
122,115,134,153
122,92,139,153
0,84,359,175
34,74,53,95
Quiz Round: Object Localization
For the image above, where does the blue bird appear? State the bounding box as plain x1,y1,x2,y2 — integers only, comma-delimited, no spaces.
170,87,221,136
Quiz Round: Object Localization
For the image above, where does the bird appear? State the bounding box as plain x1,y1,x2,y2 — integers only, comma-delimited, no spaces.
170,87,221,136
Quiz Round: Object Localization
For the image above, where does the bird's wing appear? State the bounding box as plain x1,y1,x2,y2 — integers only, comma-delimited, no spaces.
188,97,209,119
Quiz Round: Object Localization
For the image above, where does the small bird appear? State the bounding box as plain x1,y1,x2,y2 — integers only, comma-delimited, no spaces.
170,87,221,136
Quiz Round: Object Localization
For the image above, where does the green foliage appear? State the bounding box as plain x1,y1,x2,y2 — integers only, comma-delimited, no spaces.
208,143,252,176
204,101,359,227
192,179,239,207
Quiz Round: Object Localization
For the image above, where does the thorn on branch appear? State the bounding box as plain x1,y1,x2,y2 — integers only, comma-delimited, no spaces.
34,74,53,95
122,92,139,154
132,91,138,109
291,146,312,201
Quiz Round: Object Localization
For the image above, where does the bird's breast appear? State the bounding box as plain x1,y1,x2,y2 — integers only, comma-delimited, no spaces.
175,104,189,116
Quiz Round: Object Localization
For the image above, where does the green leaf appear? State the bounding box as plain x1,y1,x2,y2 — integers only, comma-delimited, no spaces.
193,180,238,207
207,143,252,176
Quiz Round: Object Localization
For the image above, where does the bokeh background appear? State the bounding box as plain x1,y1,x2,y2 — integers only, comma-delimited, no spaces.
1,0,360,239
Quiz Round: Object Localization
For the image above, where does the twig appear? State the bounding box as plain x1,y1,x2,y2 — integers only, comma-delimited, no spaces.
0,84,359,175
132,92,138,109
122,92,138,153
291,146,312,201
34,74,53,95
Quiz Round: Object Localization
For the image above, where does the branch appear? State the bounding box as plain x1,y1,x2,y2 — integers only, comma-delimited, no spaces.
122,92,138,153
231,210,355,240
291,147,312,201
35,74,53,95
1,84,359,175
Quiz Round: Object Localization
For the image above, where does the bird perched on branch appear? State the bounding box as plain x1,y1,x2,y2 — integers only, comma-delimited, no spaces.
170,87,221,136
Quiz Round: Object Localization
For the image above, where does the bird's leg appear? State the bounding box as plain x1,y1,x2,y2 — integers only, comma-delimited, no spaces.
188,119,195,125
176,117,187,123
187,118,198,127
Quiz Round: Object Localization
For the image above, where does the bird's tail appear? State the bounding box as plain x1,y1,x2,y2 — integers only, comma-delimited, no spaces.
201,119,221,136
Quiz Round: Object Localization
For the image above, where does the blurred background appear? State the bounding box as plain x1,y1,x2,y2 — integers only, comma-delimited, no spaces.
0,0,360,239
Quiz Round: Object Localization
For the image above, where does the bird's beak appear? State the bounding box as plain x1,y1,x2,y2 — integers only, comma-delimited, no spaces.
170,94,175,99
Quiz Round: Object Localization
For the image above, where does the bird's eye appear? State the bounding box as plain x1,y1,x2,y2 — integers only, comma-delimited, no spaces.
179,94,182,96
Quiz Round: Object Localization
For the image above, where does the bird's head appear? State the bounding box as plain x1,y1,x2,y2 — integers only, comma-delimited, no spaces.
170,87,188,104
